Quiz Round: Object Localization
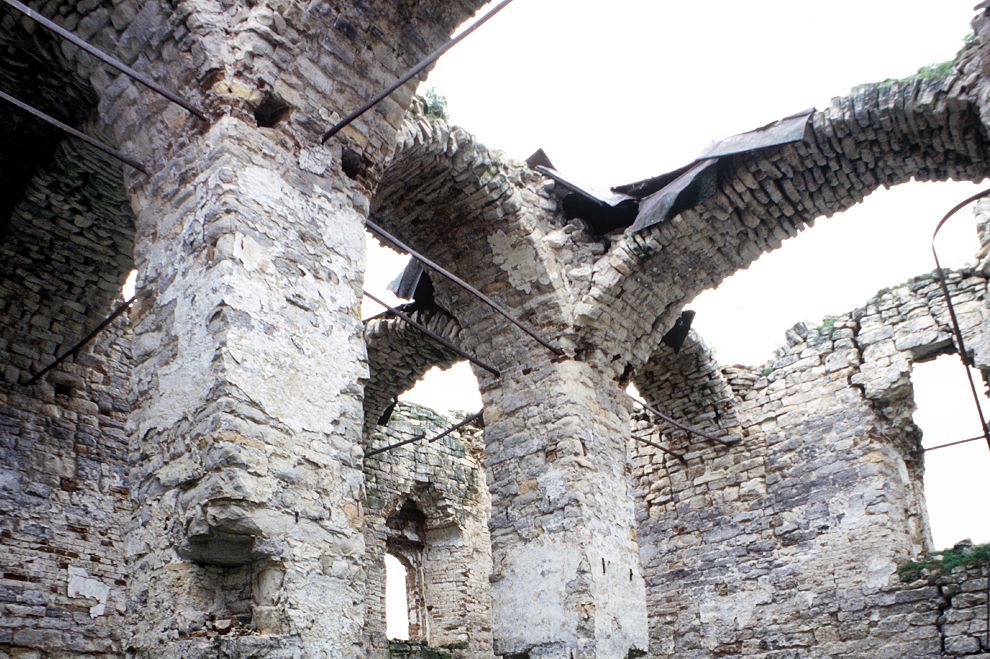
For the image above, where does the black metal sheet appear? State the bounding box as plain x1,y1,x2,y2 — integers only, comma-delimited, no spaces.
611,161,696,199
387,258,425,300
525,148,555,171
661,310,695,352
536,165,634,206
698,109,814,159
630,159,719,233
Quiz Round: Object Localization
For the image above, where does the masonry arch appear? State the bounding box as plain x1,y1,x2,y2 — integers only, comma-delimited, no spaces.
577,46,990,369
372,100,578,362
363,308,464,437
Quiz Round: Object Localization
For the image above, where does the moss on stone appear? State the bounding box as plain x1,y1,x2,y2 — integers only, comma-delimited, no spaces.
898,542,990,583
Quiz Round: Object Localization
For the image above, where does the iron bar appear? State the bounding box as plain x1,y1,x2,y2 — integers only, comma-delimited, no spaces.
365,410,483,458
362,309,392,324
365,219,563,356
320,0,515,143
0,89,147,174
931,187,990,454
27,292,142,385
630,429,687,465
626,391,738,446
364,432,426,457
363,289,500,377
923,435,985,452
384,425,424,439
2,0,206,120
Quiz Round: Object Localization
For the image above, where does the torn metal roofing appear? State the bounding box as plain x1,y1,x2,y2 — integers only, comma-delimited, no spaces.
530,108,815,235
629,160,719,233
619,108,815,233
536,165,639,233
525,148,555,171
698,109,814,159
388,258,426,300
387,258,437,311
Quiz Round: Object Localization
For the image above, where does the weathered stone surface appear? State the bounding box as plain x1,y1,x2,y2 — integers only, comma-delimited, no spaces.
632,268,990,657
4,2,990,657
364,403,493,657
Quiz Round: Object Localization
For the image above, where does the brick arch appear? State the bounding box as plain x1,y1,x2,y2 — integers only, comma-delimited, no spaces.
363,308,464,436
580,48,990,371
633,330,745,447
372,102,577,359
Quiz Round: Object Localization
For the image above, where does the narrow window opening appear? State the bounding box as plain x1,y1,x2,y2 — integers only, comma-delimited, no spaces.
54,383,71,397
912,355,990,547
386,498,428,642
385,552,410,640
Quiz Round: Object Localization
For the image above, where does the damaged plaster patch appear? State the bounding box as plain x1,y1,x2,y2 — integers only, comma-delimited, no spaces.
67,566,110,618
487,227,542,295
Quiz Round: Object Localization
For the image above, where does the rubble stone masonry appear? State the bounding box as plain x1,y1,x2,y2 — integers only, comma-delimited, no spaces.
633,268,990,656
3,1,990,657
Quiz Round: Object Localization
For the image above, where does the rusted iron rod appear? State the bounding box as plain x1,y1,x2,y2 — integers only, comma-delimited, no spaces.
365,410,483,458
626,392,738,446
630,429,687,465
924,435,985,452
320,0,514,143
0,89,147,174
365,219,563,356
26,292,141,385
931,187,990,454
2,0,206,120
363,289,500,377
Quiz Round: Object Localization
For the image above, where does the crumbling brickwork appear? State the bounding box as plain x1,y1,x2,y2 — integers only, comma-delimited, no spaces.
0,44,134,652
3,1,990,657
633,267,990,656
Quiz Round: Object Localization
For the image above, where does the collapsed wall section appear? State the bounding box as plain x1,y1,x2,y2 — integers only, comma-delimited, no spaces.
634,268,990,656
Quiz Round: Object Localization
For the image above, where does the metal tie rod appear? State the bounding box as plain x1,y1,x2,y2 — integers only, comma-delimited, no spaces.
924,435,985,452
630,429,686,465
363,290,500,377
0,89,147,174
365,219,563,356
321,0,515,143
626,391,738,447
26,292,143,385
2,0,206,121
365,410,484,458
931,187,990,454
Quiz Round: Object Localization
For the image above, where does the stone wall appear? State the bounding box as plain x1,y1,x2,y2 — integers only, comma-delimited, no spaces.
0,28,135,651
3,1,990,656
633,267,990,656
364,402,493,658
0,313,131,657
2,0,489,655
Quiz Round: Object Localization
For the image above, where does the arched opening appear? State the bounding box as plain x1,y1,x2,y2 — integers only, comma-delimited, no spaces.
911,355,990,547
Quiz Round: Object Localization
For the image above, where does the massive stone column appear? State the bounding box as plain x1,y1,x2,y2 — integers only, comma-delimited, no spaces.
123,119,369,656
67,1,484,655
479,354,648,657
372,114,651,655
365,8,990,654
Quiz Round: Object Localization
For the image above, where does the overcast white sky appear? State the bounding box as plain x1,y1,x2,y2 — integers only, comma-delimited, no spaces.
364,0,989,550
